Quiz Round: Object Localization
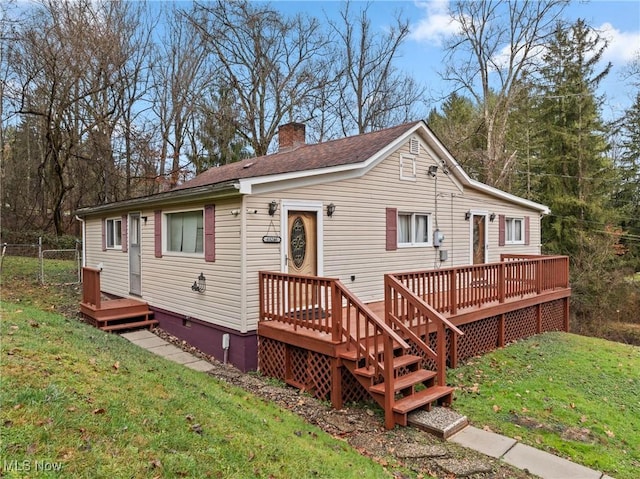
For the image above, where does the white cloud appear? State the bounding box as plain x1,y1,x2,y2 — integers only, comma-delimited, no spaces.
597,22,640,65
410,0,460,46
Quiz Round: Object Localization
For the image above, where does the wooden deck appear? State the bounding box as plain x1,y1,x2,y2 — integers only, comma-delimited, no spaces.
80,267,157,332
258,255,571,429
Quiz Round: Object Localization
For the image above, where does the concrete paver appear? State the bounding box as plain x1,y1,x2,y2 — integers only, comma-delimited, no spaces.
129,336,168,348
503,443,602,479
449,426,517,458
145,343,183,358
184,360,214,372
164,351,202,365
120,330,155,341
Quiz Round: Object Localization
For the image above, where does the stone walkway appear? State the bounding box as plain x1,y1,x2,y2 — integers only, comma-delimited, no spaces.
121,329,615,479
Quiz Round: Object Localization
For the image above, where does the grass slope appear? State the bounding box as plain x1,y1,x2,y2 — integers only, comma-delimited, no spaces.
449,332,640,479
0,302,400,479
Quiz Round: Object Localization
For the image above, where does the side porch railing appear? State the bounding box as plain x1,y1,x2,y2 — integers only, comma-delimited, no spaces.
391,255,569,315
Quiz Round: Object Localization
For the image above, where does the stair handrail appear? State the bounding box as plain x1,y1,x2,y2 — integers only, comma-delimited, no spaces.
334,280,409,369
334,279,409,430
82,266,102,309
385,274,463,386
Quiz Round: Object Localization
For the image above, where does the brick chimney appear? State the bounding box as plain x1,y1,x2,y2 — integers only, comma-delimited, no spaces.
278,122,306,152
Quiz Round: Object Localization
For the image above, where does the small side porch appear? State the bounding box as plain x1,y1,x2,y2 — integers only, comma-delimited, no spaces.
80,267,158,331
258,255,571,430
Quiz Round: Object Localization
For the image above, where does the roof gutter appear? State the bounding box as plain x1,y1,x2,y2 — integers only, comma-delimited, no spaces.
75,181,240,217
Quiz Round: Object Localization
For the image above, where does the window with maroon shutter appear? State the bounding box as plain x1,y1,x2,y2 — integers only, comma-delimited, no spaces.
204,204,215,262
102,219,107,251
154,210,162,258
386,208,397,251
498,215,506,246
121,214,128,253
524,216,530,245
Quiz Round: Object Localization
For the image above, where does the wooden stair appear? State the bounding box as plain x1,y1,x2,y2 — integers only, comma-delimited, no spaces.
339,347,454,428
80,267,158,332
81,298,158,331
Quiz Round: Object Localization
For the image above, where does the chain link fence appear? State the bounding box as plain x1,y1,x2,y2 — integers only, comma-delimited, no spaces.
0,237,82,285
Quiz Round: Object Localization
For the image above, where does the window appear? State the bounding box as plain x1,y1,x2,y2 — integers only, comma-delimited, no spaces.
106,218,122,249
166,210,204,254
399,154,416,181
506,217,524,244
398,212,431,246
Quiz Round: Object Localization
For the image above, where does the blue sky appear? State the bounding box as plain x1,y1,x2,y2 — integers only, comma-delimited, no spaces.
274,0,640,120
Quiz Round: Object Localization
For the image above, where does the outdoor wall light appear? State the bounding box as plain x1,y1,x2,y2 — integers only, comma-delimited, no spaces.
465,211,471,221
191,272,206,293
268,200,278,216
327,203,336,217
141,216,148,225
427,165,438,177
490,212,496,222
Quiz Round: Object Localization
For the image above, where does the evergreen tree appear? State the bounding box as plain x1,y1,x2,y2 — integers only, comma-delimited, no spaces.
529,19,614,256
614,93,640,266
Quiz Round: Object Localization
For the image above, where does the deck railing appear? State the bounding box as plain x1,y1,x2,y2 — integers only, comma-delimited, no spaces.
384,274,463,386
82,267,102,309
391,255,569,315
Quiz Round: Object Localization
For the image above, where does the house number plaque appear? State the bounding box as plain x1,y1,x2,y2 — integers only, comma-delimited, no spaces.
262,235,281,244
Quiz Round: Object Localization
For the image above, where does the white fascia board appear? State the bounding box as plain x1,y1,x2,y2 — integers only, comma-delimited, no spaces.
468,179,551,214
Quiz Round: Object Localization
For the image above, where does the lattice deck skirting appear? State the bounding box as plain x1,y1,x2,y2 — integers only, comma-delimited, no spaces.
258,298,569,404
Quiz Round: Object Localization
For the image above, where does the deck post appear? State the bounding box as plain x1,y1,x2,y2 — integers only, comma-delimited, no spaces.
383,334,395,430
331,280,341,343
536,304,542,333
330,357,343,410
564,297,570,332
498,262,505,303
436,321,446,386
449,268,457,315
498,313,505,347
449,329,458,369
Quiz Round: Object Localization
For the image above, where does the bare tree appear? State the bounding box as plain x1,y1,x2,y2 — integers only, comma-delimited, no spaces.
442,0,568,187
330,1,426,135
150,6,210,190
188,0,330,156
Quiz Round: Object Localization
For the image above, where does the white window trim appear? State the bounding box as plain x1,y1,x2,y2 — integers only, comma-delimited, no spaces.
506,217,525,245
398,212,432,248
399,154,417,181
163,208,205,258
106,217,122,250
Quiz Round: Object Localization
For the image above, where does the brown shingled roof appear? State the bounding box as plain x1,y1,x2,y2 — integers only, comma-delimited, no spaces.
173,121,422,191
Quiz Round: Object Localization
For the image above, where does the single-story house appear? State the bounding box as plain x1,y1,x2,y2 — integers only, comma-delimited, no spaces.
76,120,556,373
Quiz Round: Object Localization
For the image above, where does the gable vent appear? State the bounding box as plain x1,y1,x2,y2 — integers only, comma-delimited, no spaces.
410,137,420,154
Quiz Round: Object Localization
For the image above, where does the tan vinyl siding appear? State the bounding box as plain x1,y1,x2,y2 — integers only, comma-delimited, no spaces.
243,137,543,330
84,198,244,331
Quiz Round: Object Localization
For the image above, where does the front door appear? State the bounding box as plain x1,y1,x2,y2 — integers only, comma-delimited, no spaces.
287,211,317,277
129,213,142,296
472,214,487,265
287,211,317,311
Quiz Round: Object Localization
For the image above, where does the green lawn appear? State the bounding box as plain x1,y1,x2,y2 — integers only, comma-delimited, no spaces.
0,302,402,478
449,332,640,479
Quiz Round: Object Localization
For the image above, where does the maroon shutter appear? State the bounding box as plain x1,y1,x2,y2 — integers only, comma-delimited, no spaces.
386,208,397,251
204,204,215,262
101,219,107,251
498,215,506,246
524,216,530,245
154,210,162,258
121,214,128,253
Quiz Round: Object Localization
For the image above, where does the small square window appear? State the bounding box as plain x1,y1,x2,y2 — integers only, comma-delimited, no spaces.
106,218,122,249
506,218,524,244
